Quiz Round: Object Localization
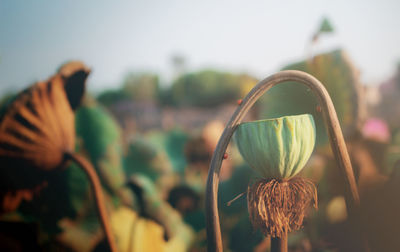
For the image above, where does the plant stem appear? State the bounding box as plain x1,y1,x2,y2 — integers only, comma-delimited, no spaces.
65,152,118,252
205,70,361,252
271,235,288,252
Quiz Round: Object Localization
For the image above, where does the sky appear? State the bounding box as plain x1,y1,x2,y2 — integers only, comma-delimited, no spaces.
1,0,400,94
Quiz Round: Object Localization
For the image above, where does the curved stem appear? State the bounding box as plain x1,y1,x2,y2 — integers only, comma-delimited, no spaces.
65,152,118,252
205,70,360,252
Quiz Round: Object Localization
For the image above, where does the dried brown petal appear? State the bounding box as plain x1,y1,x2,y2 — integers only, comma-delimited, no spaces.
0,64,89,190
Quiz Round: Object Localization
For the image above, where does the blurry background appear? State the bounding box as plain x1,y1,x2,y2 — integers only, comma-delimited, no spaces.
1,1,400,252
1,0,400,93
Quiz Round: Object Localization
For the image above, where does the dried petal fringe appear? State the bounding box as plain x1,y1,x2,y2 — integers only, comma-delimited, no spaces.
247,177,317,238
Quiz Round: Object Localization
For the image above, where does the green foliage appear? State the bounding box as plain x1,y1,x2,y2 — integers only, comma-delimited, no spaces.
158,87,175,106
219,164,256,215
260,49,359,146
385,130,400,175
164,129,189,174
122,72,160,101
0,92,16,106
318,17,334,33
75,104,120,162
74,101,126,197
97,89,130,107
124,138,172,182
169,70,257,107
147,129,189,175
96,70,258,108
97,72,160,108
0,92,17,119
66,162,91,217
229,216,264,252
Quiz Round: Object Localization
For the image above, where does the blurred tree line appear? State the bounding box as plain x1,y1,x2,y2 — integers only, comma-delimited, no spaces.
97,70,258,108
97,73,160,107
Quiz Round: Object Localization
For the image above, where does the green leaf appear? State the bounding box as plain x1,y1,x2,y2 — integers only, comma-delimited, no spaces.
319,17,334,33
75,101,126,198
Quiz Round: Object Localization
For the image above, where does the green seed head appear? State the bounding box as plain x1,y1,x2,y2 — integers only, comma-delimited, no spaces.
234,114,316,179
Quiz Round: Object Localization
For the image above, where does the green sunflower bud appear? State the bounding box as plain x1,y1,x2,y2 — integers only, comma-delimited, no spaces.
234,114,316,179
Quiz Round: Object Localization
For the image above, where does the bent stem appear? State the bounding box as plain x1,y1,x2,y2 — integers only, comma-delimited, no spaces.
65,152,118,252
205,70,361,252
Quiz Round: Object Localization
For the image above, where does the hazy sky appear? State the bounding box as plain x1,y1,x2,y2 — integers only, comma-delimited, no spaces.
1,0,400,94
